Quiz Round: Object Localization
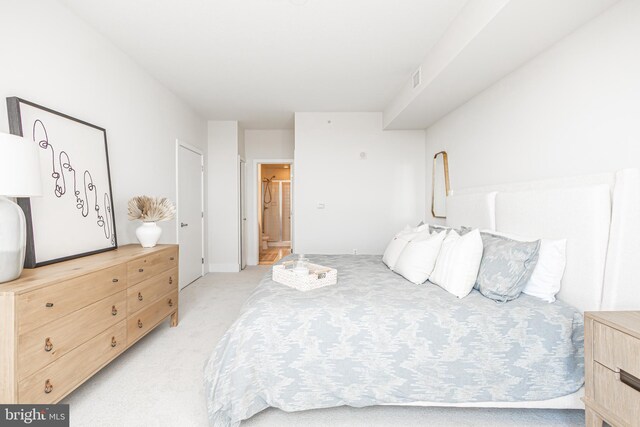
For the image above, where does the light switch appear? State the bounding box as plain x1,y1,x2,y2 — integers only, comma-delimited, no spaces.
317,202,325,209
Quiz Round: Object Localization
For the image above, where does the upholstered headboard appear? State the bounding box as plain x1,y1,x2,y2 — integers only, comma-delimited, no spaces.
446,192,497,230
445,169,640,312
494,185,610,312
601,169,640,310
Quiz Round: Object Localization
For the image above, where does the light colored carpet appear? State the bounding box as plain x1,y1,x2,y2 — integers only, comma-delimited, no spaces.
64,267,585,426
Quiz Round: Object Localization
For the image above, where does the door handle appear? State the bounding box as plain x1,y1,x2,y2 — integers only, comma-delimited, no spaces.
181,222,189,228
243,218,247,221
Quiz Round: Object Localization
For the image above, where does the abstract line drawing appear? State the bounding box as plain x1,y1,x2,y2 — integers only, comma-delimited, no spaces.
7,97,117,268
31,119,114,244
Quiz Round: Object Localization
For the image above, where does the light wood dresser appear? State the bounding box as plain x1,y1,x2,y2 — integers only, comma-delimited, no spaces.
0,244,179,404
584,311,640,427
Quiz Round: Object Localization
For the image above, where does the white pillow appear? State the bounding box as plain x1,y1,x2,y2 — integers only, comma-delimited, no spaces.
382,238,410,270
413,224,428,233
484,230,567,302
382,226,429,270
430,229,484,298
523,239,567,302
394,230,446,284
400,224,428,234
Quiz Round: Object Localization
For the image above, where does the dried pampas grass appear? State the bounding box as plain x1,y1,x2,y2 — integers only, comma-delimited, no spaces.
128,196,176,222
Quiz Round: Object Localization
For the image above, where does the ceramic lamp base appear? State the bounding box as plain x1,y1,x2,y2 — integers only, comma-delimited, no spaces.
0,196,26,283
136,222,162,248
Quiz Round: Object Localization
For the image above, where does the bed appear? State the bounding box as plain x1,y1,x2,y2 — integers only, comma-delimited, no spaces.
204,168,640,427
205,255,584,426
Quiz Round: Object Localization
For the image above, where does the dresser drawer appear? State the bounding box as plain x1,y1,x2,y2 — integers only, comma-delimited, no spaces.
17,265,127,335
18,291,126,380
127,267,178,315
593,362,640,425
593,321,640,380
18,320,126,404
127,248,178,285
128,290,177,345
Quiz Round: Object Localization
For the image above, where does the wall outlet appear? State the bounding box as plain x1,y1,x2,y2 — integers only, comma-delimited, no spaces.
352,249,358,255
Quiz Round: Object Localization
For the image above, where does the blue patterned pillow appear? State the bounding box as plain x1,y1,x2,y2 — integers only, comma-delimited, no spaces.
475,233,541,302
428,224,472,235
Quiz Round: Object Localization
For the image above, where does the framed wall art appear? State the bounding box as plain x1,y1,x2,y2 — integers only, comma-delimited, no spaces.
6,97,117,267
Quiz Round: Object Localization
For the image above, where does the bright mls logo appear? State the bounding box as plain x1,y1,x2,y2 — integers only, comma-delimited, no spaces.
0,405,68,426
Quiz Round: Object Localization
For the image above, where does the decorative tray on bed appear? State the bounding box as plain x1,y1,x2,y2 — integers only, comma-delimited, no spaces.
272,259,337,291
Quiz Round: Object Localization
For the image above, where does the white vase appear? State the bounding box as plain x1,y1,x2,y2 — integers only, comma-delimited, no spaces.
136,222,162,248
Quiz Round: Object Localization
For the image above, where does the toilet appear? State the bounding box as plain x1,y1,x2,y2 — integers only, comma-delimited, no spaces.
261,235,269,250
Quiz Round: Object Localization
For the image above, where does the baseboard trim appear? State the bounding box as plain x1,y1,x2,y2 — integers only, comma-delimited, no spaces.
208,263,240,273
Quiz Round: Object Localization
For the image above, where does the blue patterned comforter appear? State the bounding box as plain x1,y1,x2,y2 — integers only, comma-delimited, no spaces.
204,255,584,427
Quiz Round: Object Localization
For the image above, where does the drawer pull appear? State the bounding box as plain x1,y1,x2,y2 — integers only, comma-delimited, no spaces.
112,278,119,283
169,276,173,285
170,256,175,261
620,369,640,393
138,319,143,328
168,298,174,308
44,338,53,352
44,379,53,394
111,306,118,316
138,268,144,273
111,336,117,347
138,292,143,301
45,302,54,308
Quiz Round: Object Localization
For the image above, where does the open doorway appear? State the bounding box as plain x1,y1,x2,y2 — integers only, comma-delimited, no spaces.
258,163,292,265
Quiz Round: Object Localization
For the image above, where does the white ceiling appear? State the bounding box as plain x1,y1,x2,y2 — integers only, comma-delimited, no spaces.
59,0,467,128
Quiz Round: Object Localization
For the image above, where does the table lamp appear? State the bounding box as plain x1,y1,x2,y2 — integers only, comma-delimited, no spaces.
0,132,42,283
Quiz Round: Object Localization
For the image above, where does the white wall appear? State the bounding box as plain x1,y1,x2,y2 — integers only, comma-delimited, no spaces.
207,121,240,271
238,125,246,159
0,0,207,247
295,113,425,255
243,130,295,265
425,0,640,220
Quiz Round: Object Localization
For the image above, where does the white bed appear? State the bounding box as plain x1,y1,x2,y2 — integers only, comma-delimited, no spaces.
204,168,640,426
406,167,640,410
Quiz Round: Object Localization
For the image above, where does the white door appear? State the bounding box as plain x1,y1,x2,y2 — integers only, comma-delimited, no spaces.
240,159,247,270
177,143,204,289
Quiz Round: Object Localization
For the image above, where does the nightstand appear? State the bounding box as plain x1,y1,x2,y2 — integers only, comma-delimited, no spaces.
583,311,640,427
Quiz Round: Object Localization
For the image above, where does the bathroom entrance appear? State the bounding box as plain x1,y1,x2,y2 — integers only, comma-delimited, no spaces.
258,163,292,265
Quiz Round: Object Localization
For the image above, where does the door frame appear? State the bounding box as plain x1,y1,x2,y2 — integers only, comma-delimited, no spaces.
253,159,294,264
175,139,205,282
238,156,246,270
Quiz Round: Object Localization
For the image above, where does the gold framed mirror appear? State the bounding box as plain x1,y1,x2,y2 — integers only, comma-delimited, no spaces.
431,151,450,218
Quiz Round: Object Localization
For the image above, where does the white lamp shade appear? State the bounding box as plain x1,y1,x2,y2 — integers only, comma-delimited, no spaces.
0,132,42,197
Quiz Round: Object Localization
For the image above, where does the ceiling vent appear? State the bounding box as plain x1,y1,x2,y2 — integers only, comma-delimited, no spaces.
412,67,421,89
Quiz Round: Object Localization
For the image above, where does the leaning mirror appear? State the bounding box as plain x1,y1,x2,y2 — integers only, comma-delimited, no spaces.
431,151,450,218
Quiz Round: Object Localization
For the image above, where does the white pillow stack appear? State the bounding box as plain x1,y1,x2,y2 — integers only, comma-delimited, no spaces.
523,238,567,302
484,231,567,302
429,229,484,298
382,224,565,303
394,230,446,284
382,225,428,270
